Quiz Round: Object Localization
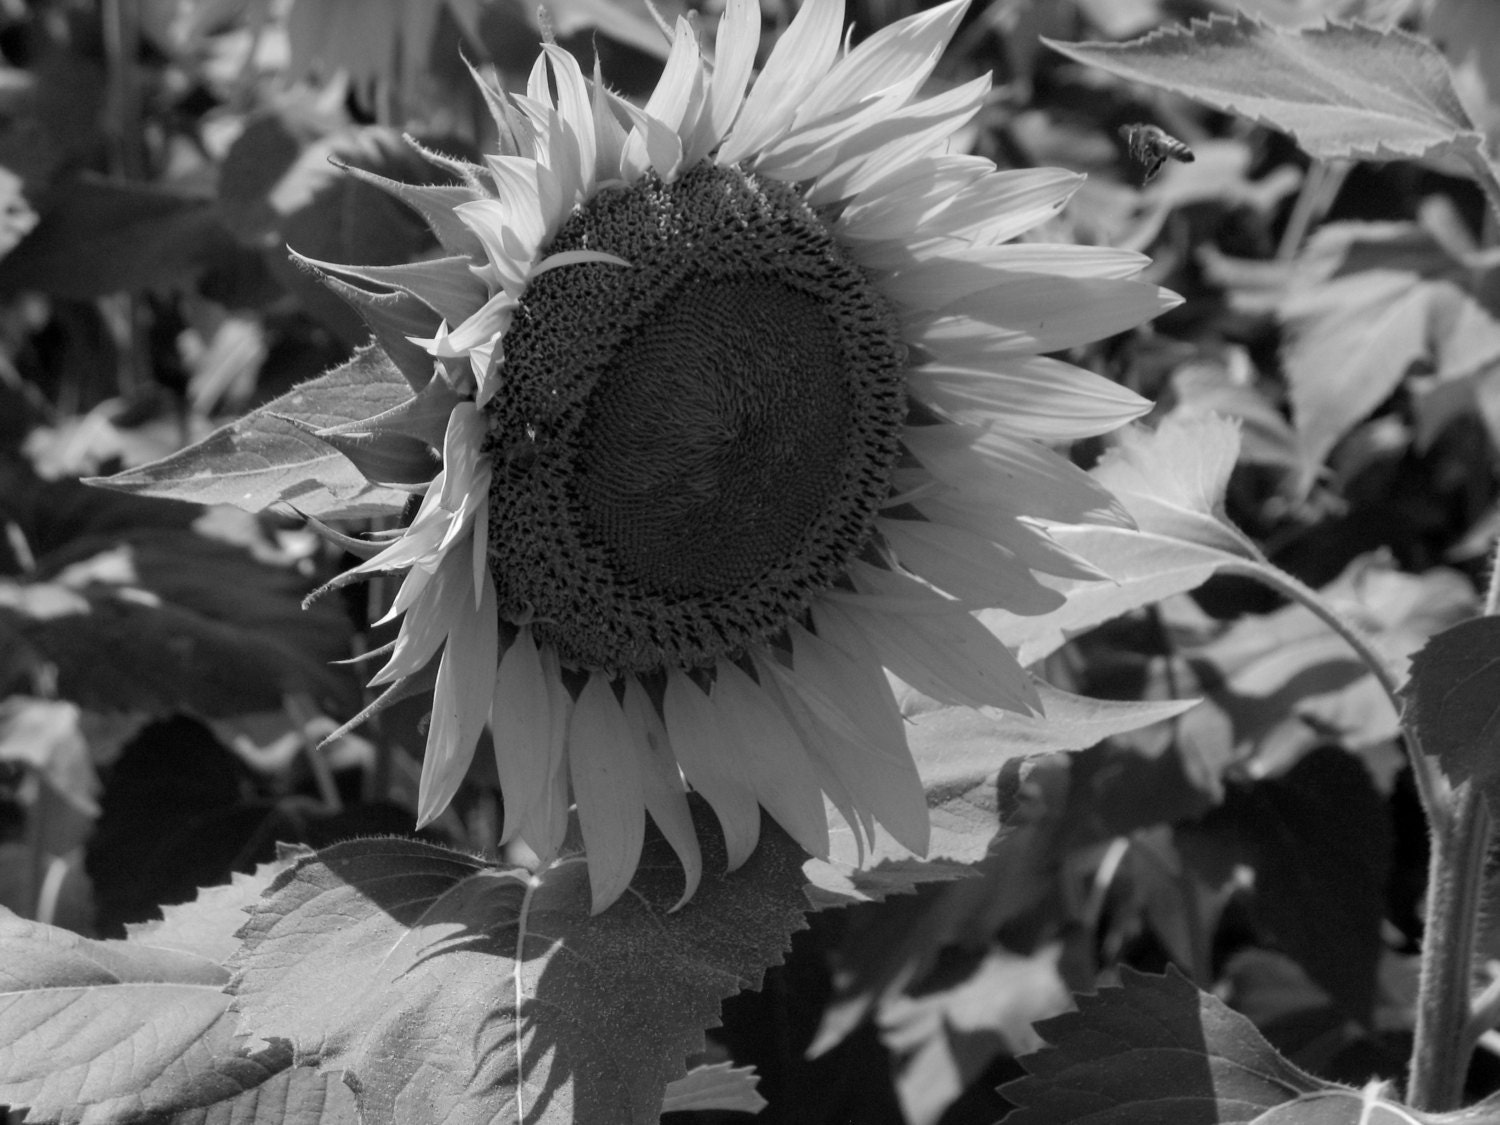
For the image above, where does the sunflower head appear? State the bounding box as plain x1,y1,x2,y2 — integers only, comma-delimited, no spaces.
302,0,1177,913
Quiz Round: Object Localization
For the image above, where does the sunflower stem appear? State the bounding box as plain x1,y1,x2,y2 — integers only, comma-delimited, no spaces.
1409,781,1489,1110
1224,552,1494,1110
1406,539,1500,1110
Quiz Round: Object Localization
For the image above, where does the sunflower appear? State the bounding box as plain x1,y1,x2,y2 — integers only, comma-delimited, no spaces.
306,0,1177,912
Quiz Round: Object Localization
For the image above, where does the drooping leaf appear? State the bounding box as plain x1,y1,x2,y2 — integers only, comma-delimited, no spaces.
228,813,812,1125
1403,615,1500,790
1283,269,1436,482
90,345,416,520
985,412,1259,667
896,682,1201,858
659,1062,765,1115
1045,15,1500,197
1000,967,1334,1124
0,907,291,1125
0,174,237,298
814,677,1200,896
1271,222,1500,487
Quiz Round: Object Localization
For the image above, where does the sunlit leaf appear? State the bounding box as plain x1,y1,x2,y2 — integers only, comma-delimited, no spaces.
1045,15,1500,195
0,907,289,1124
228,813,811,1125
91,346,415,520
985,412,1258,667
127,849,304,965
659,1062,765,1115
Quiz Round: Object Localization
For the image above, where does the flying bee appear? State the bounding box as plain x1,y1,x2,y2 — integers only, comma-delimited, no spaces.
1119,123,1194,185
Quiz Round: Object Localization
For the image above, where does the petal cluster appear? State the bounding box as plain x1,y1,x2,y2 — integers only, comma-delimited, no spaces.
308,0,1179,912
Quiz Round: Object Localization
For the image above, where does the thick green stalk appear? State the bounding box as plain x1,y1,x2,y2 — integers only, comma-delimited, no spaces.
1220,554,1492,1109
1408,782,1490,1110
1406,542,1500,1110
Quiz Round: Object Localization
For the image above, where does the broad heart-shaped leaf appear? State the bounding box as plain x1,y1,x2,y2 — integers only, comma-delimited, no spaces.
127,848,307,965
228,814,812,1125
0,846,359,1124
162,1066,358,1125
1402,615,1500,790
0,470,361,719
1044,15,1500,194
0,906,293,1124
985,412,1261,668
1000,966,1335,1124
90,345,416,521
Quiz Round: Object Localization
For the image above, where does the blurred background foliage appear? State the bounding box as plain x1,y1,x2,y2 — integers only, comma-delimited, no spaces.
5,0,1500,1121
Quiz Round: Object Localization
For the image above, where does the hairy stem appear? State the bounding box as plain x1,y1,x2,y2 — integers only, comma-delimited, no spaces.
1409,783,1490,1110
1406,540,1500,1109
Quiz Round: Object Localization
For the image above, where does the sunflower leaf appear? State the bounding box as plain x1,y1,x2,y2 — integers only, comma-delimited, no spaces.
999,966,1335,1124
659,1062,766,1114
0,903,316,1125
227,811,810,1125
1044,15,1500,200
90,345,415,521
1402,616,1500,791
985,412,1259,668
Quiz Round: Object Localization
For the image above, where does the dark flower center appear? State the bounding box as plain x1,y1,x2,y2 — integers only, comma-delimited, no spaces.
483,162,906,674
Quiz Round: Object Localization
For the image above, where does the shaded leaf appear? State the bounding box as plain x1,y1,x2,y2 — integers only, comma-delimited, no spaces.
228,812,811,1125
0,471,360,719
90,345,416,520
1403,615,1500,789
0,174,236,298
1045,15,1497,192
1001,967,1333,1124
814,735,1217,1060
1215,748,1391,1024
